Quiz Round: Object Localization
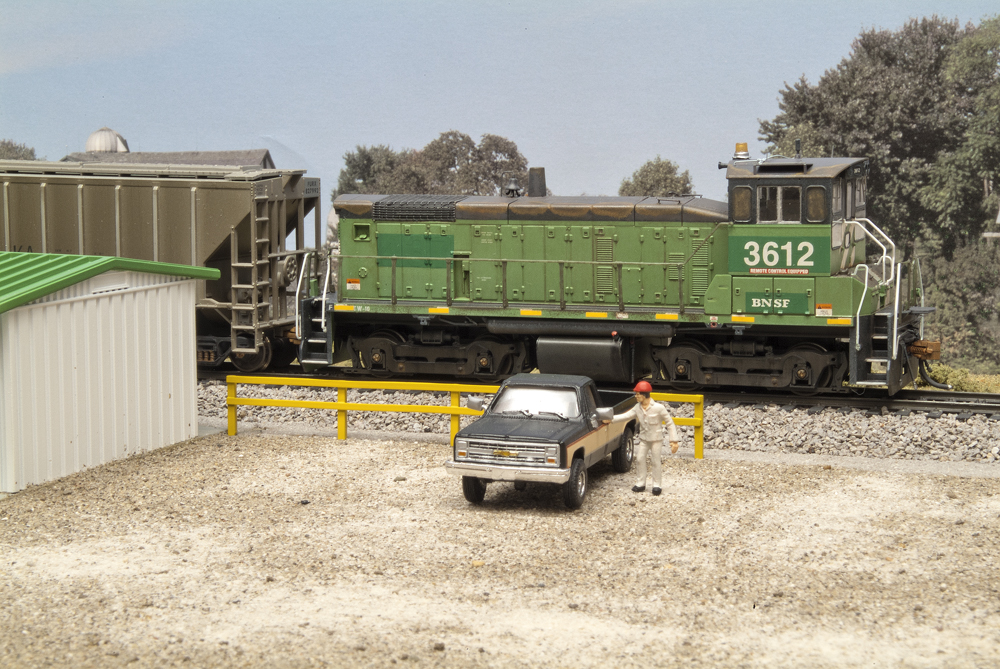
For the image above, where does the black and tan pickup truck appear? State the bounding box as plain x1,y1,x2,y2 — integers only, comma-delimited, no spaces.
444,374,637,509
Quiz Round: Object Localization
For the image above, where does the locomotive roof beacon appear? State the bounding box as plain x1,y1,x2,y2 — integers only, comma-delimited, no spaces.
297,141,941,396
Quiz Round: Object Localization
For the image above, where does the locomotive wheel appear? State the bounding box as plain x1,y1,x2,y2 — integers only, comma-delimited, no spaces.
359,330,405,377
657,339,708,390
470,335,515,379
788,343,833,396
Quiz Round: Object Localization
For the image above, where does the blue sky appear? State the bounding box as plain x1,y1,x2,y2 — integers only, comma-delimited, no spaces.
2,1,997,244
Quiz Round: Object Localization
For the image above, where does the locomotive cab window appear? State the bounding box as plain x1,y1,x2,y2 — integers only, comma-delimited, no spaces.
831,179,844,220
806,186,826,222
732,186,752,223
854,178,867,217
757,186,801,224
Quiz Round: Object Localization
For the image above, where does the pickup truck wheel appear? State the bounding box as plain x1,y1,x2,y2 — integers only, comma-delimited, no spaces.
462,476,488,504
562,458,587,509
513,480,527,492
612,427,635,473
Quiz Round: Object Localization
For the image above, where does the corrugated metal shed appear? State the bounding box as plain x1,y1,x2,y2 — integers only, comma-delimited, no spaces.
0,252,218,314
0,252,220,493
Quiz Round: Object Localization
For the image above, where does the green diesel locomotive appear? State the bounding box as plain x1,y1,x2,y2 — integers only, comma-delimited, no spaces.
297,144,939,394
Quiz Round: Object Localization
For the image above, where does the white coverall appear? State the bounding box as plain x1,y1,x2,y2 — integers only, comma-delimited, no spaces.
611,401,678,489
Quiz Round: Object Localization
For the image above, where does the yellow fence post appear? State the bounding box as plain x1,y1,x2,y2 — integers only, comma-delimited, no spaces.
450,391,460,445
337,387,347,440
694,396,704,459
227,380,237,436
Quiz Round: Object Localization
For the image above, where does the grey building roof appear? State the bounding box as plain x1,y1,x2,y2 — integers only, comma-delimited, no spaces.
61,149,275,169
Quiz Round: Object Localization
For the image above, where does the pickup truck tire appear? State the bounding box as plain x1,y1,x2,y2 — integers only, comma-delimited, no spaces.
462,476,488,504
562,458,588,509
612,427,635,473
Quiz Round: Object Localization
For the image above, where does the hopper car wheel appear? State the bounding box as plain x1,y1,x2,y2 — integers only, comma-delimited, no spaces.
231,334,273,373
611,427,635,473
462,476,488,504
789,343,833,396
562,458,588,509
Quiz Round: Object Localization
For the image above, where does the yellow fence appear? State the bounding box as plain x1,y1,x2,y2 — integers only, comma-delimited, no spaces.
225,376,705,459
226,376,499,444
650,392,705,459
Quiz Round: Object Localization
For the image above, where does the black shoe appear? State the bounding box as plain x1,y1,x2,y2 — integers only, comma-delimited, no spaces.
631,485,645,493
652,487,662,496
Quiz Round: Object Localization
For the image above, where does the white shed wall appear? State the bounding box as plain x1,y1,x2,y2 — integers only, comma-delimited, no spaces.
0,272,198,492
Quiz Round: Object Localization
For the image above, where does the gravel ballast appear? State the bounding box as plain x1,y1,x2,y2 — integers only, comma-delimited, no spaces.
0,383,998,667
199,381,1000,464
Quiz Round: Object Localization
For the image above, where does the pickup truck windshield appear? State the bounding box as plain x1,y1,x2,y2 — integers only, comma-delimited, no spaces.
491,387,581,418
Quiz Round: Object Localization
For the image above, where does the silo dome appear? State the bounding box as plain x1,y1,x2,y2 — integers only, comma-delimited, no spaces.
85,127,130,153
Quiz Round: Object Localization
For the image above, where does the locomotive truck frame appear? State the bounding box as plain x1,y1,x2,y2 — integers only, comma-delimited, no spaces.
299,145,941,395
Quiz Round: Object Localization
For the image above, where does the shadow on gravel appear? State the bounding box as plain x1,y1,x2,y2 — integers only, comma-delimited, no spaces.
469,459,627,512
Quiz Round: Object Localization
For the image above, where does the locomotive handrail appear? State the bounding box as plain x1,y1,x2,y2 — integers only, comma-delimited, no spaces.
852,264,871,352
294,250,312,338
319,249,332,328
847,218,895,285
892,262,902,361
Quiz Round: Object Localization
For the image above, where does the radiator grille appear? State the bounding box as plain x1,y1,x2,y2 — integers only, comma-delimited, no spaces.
596,238,614,262
372,195,467,222
596,266,615,294
463,439,556,467
691,268,710,295
667,253,684,281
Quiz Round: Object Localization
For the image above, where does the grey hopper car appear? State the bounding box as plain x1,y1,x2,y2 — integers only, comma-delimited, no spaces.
0,160,324,372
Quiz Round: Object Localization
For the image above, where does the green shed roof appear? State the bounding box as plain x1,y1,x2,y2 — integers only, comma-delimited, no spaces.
0,252,220,315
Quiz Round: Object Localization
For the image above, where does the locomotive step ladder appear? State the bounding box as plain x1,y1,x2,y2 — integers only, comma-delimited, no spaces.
229,195,273,354
853,309,893,387
295,251,334,367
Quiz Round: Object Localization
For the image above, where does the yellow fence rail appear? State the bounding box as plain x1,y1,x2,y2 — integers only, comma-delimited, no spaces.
225,376,704,458
226,375,499,444
650,392,705,459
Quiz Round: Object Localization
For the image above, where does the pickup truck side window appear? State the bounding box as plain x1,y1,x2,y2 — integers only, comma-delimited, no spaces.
491,387,582,418
583,386,598,415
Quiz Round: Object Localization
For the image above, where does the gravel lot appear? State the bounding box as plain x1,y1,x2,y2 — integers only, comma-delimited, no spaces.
3,403,1000,667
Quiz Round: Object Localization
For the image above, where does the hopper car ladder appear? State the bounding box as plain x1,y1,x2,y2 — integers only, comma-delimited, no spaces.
229,195,273,354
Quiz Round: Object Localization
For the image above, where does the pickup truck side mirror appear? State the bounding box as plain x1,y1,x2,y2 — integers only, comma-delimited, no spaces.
467,397,485,412
595,407,614,423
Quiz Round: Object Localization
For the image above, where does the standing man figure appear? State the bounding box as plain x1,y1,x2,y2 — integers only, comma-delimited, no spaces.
606,380,678,495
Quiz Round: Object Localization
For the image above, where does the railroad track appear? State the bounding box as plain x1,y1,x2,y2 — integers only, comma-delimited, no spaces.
200,367,1000,419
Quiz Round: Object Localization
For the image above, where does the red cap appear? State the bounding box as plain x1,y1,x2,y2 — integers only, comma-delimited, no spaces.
633,380,653,393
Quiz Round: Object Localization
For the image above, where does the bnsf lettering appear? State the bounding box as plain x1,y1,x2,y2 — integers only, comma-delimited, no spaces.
751,298,791,308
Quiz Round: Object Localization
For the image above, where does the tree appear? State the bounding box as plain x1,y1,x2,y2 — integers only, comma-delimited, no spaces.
331,131,528,200
618,156,693,197
0,139,36,160
920,17,1000,244
759,17,973,257
923,241,1000,373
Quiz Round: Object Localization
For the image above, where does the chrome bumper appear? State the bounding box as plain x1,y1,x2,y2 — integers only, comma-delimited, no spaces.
444,460,571,484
